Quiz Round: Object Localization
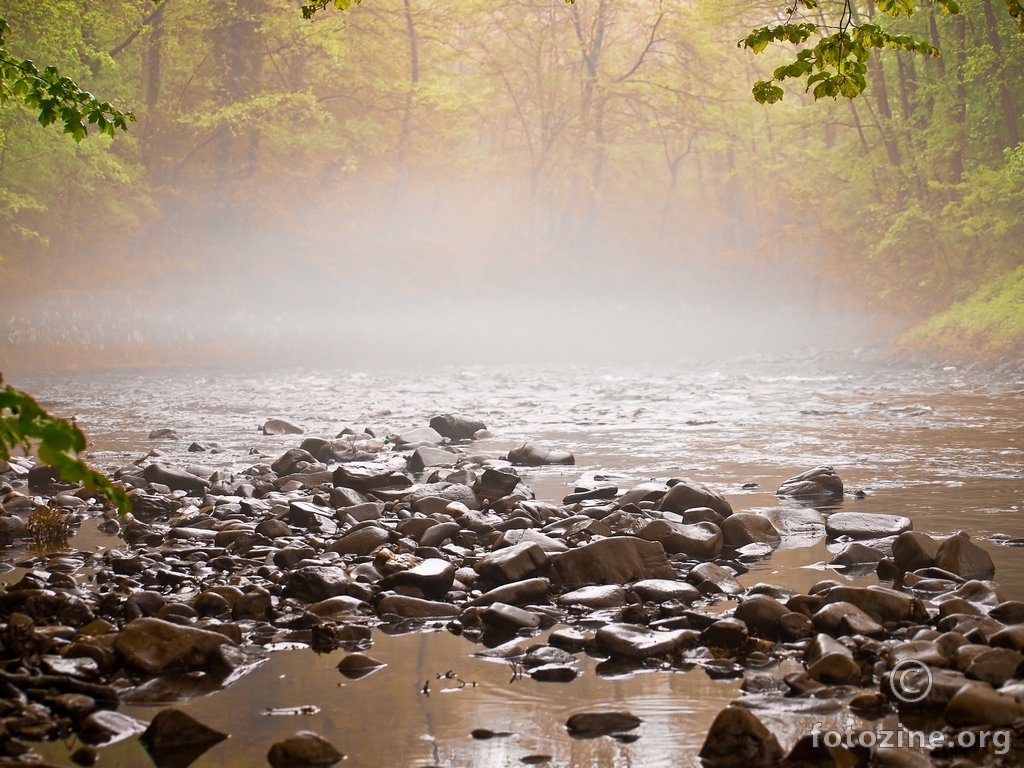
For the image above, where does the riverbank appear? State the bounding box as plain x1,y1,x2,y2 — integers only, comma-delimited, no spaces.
896,265,1024,364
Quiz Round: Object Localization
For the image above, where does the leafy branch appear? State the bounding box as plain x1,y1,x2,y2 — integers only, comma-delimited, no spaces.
739,0,971,104
0,18,135,141
0,376,130,514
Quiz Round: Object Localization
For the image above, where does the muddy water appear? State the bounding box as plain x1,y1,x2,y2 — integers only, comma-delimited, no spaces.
12,353,1024,767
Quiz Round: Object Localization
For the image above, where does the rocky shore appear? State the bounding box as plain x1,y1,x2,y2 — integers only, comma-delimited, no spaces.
0,413,1021,767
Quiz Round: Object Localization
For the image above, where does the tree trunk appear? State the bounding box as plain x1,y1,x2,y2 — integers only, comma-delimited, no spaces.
981,0,1020,148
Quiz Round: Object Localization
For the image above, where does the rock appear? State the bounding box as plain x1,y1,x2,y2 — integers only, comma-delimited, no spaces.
429,414,487,441
393,426,445,448
550,537,676,587
148,428,179,439
267,731,343,768
262,418,304,435
327,525,390,556
630,578,701,605
407,446,460,473
805,634,860,684
468,577,551,607
945,682,1024,726
811,601,885,637
565,712,642,739
378,558,456,600
476,542,550,587
143,463,211,495
272,448,318,476
759,507,826,538
991,600,1024,624
657,481,733,518
776,466,843,502
892,530,939,571
473,467,522,501
378,594,461,619
935,531,996,580
721,514,780,548
333,464,413,494
820,585,927,624
829,542,886,566
964,647,1024,685
114,617,235,675
140,708,227,761
735,595,791,639
699,707,783,767
687,562,744,597
558,585,628,609
283,566,371,603
508,443,575,466
702,619,749,652
825,512,912,539
593,622,696,659
336,653,386,679
480,602,542,631
639,519,722,560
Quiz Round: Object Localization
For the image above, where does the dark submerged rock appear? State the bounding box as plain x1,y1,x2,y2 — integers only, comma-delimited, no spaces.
267,731,343,768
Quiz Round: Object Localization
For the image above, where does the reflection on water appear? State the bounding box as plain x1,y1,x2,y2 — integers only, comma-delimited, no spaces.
12,355,1024,766
37,630,742,767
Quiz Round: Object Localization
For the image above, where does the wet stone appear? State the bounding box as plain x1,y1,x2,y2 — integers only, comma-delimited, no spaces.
699,706,783,768
825,512,912,540
267,730,343,768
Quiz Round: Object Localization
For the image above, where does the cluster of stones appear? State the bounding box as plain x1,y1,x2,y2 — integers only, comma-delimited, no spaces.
0,414,1019,767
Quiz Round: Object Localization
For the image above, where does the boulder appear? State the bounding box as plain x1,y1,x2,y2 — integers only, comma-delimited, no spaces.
407,446,460,473
595,623,695,659
935,532,996,581
776,466,843,502
721,513,780,548
565,712,642,739
507,443,575,466
143,463,211,495
378,558,456,600
262,418,303,435
283,566,372,603
699,707,783,768
686,562,744,597
476,542,550,586
473,467,522,502
639,519,722,560
429,414,487,441
113,617,235,675
272,448,318,476
892,530,939,572
392,426,445,448
657,481,733,518
550,537,675,587
631,578,701,605
267,731,343,768
829,542,886,567
805,634,860,684
735,595,791,640
140,708,226,761
825,512,912,540
378,594,461,619
945,682,1024,726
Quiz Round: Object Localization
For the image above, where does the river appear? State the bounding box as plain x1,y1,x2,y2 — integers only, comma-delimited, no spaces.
8,351,1024,767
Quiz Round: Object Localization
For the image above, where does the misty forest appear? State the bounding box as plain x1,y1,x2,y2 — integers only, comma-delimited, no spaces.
0,0,1021,367
1,2,1024,768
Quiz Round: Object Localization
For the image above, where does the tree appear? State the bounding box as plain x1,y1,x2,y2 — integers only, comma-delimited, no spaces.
304,0,1023,105
0,14,131,514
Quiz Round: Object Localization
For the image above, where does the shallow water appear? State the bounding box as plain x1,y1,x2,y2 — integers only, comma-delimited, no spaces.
10,352,1024,766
